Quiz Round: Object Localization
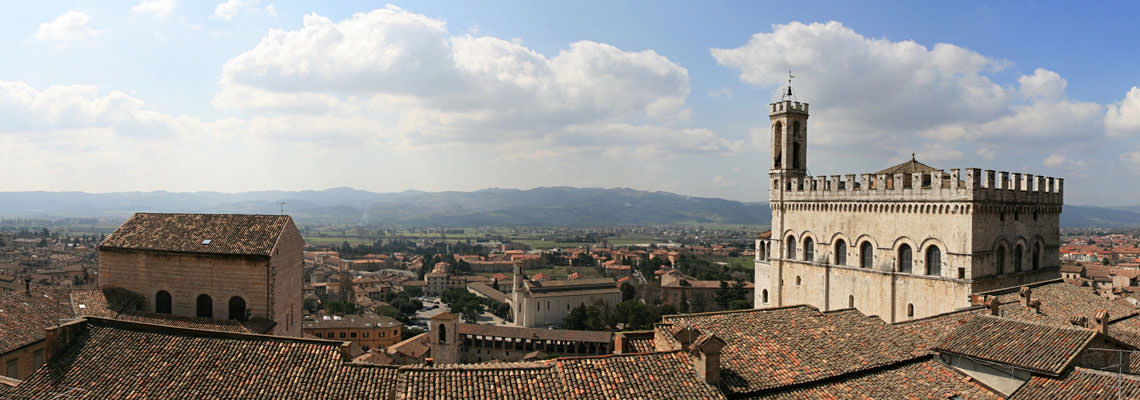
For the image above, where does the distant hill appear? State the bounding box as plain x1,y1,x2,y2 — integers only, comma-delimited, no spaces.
0,188,1136,228
0,187,769,227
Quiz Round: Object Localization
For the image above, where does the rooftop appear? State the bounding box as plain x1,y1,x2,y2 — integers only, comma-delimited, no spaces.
661,305,928,396
304,314,402,329
935,315,1097,376
1009,367,1140,399
99,213,293,256
750,357,1001,400
458,323,612,343
873,156,939,175
0,288,71,354
552,351,725,400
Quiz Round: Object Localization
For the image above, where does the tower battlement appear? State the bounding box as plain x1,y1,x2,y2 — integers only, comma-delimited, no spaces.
770,101,809,116
771,168,1063,205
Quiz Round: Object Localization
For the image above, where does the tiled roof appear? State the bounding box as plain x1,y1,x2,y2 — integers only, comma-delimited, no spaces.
893,307,987,351
616,331,657,354
99,213,291,256
458,323,612,343
873,157,938,175
1009,367,1140,399
935,315,1095,376
983,280,1140,330
0,288,75,354
661,306,928,396
387,333,430,359
4,317,397,400
751,358,1002,400
393,363,569,399
553,351,725,400
467,282,510,304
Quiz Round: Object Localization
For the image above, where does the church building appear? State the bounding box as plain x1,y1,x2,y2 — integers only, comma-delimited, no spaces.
755,87,1063,322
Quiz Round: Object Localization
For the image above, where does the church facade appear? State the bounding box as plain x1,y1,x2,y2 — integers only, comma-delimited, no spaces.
755,97,1063,322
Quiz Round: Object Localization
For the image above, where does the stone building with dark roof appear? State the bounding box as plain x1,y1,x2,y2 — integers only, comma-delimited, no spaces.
510,263,621,327
97,213,304,337
759,94,1062,321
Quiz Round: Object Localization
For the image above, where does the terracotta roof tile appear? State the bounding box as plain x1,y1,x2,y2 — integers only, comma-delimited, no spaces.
752,358,1002,400
662,306,928,396
99,213,292,256
394,363,568,399
1009,367,1140,399
0,288,74,354
4,318,398,400
552,351,725,399
935,315,1095,376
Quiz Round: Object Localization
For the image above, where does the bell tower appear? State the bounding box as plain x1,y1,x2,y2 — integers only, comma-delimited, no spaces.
768,85,809,184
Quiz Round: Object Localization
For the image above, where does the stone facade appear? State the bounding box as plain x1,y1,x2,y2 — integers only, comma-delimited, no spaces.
98,214,304,337
756,99,1062,322
511,263,621,327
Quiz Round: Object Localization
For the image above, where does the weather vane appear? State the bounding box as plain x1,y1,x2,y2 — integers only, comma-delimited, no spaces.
782,70,797,101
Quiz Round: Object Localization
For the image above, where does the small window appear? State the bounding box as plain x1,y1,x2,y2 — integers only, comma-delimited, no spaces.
898,244,912,273
848,295,855,308
350,332,357,338
1014,245,1024,272
786,235,797,259
5,359,16,378
315,332,322,338
363,332,369,338
834,239,847,266
762,289,769,304
860,242,873,269
795,276,801,286
201,239,212,245
155,290,172,314
995,247,1006,275
958,268,965,279
1033,244,1041,270
907,304,914,318
927,247,942,276
340,332,346,339
803,238,814,262
196,294,213,318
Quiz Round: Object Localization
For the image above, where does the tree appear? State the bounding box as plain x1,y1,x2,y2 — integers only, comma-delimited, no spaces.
492,279,500,291
714,281,733,310
403,286,423,298
620,282,636,302
303,298,320,314
401,326,426,340
326,301,357,315
575,253,595,267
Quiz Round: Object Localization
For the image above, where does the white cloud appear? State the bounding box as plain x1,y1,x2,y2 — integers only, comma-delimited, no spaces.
132,0,177,18
1043,154,1067,167
0,81,175,137
1018,68,1066,101
712,175,736,188
976,148,995,160
35,10,103,43
215,6,703,155
1107,87,1140,137
212,0,272,21
1121,151,1140,172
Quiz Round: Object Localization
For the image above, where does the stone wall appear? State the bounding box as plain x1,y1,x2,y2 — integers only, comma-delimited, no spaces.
516,291,622,327
271,220,304,337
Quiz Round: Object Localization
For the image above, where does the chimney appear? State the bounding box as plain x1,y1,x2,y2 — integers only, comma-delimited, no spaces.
339,341,353,362
425,357,434,367
1018,286,1032,309
984,296,1000,316
1069,316,1088,328
1094,310,1109,334
690,334,726,386
45,319,87,359
1028,299,1042,314
671,326,701,351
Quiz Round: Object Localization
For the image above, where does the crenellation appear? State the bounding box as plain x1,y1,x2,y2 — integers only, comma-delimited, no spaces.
984,170,995,189
951,169,961,190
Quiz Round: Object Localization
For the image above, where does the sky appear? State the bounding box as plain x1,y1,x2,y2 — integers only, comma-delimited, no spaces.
2,1,1139,206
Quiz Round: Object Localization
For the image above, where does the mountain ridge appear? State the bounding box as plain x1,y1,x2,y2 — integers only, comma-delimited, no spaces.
0,187,1135,228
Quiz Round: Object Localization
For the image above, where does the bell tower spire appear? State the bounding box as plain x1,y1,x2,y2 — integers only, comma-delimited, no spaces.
769,76,809,182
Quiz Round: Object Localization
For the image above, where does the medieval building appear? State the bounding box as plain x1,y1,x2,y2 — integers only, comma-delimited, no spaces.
755,90,1063,322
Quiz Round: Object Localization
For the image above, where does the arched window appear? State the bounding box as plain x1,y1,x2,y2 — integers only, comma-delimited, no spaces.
995,246,1006,275
1033,243,1041,270
927,246,942,276
1014,245,1024,272
803,237,814,262
795,276,801,286
762,289,768,304
196,294,213,319
848,295,855,308
792,142,801,169
907,304,914,318
438,323,447,344
860,242,873,269
898,244,912,273
834,239,847,266
773,122,783,168
228,296,247,321
155,290,172,314
759,242,767,261
786,235,796,259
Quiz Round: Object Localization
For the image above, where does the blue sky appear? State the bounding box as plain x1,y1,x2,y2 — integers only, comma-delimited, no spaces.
1,1,1138,206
